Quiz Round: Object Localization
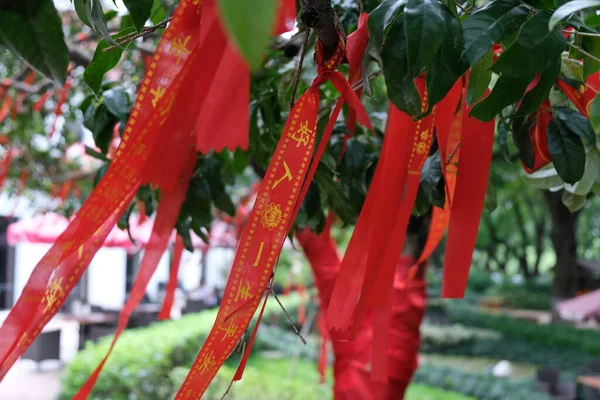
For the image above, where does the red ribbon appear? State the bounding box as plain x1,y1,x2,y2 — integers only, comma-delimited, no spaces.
521,100,552,174
33,90,54,112
159,235,185,320
0,95,13,123
0,0,203,380
175,33,371,399
274,0,297,35
557,72,600,118
441,98,495,298
405,81,464,279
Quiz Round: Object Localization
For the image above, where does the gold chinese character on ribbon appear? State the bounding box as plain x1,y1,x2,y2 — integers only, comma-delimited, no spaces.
288,121,312,147
420,130,430,141
234,280,252,302
415,142,428,155
150,85,166,108
261,203,282,230
43,276,66,313
218,320,238,341
170,35,191,65
196,351,216,375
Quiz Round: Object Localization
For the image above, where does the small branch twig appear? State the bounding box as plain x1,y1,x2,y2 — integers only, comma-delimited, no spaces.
102,17,172,53
289,30,311,110
568,42,600,64
446,143,461,166
565,30,600,38
456,2,471,16
272,290,306,344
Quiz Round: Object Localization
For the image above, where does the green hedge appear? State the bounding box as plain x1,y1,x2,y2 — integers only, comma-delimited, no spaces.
445,303,600,356
483,281,551,310
413,364,551,400
59,295,302,400
420,323,591,375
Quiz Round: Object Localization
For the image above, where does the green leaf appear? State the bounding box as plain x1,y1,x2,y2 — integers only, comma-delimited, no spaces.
469,75,531,122
84,101,118,154
0,0,69,83
214,191,235,217
218,0,277,70
466,49,493,106
492,11,567,79
459,0,529,68
84,28,135,94
553,106,597,146
87,0,119,47
368,0,406,51
425,3,464,112
404,0,446,77
420,151,446,209
562,190,587,212
590,92,600,131
123,0,153,32
382,14,421,116
525,167,565,189
516,56,561,116
150,1,167,25
583,36,600,79
74,0,92,27
85,145,110,162
570,148,600,195
512,116,536,169
103,87,130,122
549,0,600,31
547,116,586,184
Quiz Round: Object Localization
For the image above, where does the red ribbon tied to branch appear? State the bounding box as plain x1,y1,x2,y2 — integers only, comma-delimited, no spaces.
175,33,372,400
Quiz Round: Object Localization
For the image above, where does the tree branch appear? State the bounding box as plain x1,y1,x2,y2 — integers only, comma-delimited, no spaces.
300,0,339,60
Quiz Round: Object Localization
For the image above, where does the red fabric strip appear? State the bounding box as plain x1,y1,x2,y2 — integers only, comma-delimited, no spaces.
0,0,203,378
441,106,495,298
0,95,13,123
274,0,297,35
159,235,185,320
74,151,195,399
557,72,600,118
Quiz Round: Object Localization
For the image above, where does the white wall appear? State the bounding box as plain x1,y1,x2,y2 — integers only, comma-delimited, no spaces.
87,248,127,310
13,243,127,311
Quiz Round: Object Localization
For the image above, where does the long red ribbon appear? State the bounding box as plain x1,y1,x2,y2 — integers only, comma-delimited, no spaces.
557,72,600,118
74,151,195,399
0,0,202,379
175,35,371,399
405,81,464,279
159,235,185,320
441,101,495,298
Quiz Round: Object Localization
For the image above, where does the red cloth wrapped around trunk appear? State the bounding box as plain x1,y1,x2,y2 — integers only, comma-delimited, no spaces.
296,221,427,399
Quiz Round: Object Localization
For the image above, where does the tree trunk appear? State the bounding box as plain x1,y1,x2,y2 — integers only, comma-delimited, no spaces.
544,191,580,299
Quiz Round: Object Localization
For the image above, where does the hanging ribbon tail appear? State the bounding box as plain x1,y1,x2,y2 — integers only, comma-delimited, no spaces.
0,0,202,381
407,80,465,275
521,100,552,173
557,72,600,118
441,109,495,299
143,1,226,190
195,5,250,153
232,291,270,381
74,151,195,399
347,13,369,83
159,235,185,320
330,73,373,131
0,95,13,123
175,87,321,400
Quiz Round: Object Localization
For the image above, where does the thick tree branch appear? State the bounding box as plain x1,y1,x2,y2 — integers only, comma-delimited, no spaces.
300,0,339,60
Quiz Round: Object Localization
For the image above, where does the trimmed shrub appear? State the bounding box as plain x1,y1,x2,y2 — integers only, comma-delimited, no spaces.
413,364,551,400
59,295,301,400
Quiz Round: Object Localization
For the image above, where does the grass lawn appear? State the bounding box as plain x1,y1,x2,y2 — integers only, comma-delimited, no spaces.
406,383,476,400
